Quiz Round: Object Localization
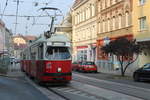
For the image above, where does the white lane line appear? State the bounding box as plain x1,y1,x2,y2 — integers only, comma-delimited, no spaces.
73,73,150,92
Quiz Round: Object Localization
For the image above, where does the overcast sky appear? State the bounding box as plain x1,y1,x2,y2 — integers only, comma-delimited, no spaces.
0,0,74,36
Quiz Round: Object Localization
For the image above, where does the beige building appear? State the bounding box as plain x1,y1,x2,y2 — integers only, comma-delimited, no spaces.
96,0,133,73
133,0,150,67
56,12,72,41
13,35,36,58
72,0,97,62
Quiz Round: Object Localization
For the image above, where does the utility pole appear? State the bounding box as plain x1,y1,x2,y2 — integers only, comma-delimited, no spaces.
14,0,19,35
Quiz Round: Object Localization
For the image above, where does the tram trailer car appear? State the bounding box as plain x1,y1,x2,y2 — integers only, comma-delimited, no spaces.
21,34,72,84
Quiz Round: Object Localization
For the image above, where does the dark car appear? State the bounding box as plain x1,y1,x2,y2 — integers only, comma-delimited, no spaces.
78,61,97,73
133,63,150,82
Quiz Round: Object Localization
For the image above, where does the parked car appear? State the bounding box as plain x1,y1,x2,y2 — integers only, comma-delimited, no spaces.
72,62,81,71
133,63,150,82
10,57,15,64
10,57,20,64
78,61,97,73
15,59,20,63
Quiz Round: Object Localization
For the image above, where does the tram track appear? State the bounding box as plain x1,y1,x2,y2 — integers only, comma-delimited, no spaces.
73,79,145,100
73,74,147,100
46,87,70,100
47,85,106,100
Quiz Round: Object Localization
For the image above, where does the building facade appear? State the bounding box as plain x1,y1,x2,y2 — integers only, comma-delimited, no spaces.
13,35,36,58
96,0,133,73
72,0,97,62
0,20,13,56
133,0,150,67
56,12,72,41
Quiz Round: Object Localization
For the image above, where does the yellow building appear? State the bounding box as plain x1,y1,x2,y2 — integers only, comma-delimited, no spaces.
72,0,97,62
133,0,150,67
96,0,133,73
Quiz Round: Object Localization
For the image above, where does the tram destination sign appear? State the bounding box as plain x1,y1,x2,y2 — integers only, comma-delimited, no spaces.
47,42,65,46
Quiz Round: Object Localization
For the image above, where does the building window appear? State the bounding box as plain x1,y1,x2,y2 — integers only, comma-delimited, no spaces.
77,13,80,24
102,0,105,9
98,22,101,33
87,7,91,18
98,2,101,12
139,16,146,30
112,17,116,30
86,8,88,19
112,0,116,5
118,14,122,29
108,19,110,31
83,11,85,21
103,20,105,32
91,4,95,16
75,15,77,24
107,0,110,7
79,12,81,22
125,12,129,27
139,0,146,5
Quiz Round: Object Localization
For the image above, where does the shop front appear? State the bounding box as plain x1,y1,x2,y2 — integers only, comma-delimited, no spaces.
96,34,133,73
76,43,97,62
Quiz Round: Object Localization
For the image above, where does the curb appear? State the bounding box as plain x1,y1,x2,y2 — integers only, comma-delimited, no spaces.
0,73,24,78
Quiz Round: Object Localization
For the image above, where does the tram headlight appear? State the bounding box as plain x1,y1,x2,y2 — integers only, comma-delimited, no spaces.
57,67,62,72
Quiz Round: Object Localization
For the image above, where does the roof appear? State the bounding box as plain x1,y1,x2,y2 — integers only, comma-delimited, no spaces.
24,35,37,41
30,34,70,46
72,0,86,8
47,34,70,42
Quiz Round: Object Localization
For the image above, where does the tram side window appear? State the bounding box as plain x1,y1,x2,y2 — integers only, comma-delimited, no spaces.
38,44,43,59
31,52,36,60
31,46,38,60
23,54,26,60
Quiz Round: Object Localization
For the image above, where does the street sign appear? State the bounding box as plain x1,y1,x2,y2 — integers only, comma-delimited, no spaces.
103,37,110,45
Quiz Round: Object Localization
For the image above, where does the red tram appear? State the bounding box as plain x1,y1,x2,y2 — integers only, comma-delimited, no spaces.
20,34,72,84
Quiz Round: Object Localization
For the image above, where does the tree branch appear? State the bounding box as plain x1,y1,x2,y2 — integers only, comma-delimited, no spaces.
123,55,139,74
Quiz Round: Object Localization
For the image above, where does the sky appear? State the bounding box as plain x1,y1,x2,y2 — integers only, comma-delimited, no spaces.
0,0,74,36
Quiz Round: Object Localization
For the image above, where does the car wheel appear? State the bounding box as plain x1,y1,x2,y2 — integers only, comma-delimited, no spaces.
134,73,140,82
94,71,97,73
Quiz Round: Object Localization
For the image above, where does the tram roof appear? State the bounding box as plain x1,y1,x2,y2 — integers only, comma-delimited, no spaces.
30,33,70,45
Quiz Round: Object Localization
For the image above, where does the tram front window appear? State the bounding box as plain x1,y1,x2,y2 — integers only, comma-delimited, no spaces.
46,46,71,60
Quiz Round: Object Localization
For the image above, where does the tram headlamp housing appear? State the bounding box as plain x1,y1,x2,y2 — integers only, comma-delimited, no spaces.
57,67,62,72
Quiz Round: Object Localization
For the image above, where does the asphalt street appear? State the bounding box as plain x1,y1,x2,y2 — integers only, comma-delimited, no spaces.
0,76,49,100
1,70,150,100
73,72,150,100
73,71,150,89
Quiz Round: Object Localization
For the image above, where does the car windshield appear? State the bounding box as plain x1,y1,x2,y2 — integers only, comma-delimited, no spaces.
46,46,71,60
73,62,78,64
82,62,95,65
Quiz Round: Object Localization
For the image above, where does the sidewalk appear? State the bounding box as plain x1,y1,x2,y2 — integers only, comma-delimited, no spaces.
0,63,24,78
